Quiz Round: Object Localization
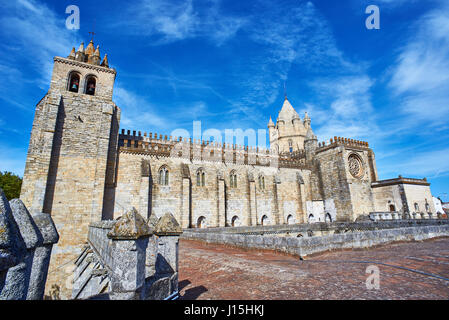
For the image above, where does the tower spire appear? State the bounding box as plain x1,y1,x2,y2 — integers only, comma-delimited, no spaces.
284,82,287,100
89,18,96,42
89,31,96,42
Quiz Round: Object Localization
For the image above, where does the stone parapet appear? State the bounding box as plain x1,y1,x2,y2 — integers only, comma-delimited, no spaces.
372,176,430,187
118,129,310,169
74,209,182,300
182,224,449,258
0,189,59,300
182,219,449,236
316,136,370,154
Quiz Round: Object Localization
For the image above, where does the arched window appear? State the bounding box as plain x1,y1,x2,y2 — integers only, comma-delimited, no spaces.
389,204,396,212
287,214,294,225
261,215,268,226
425,200,430,212
197,216,206,228
325,213,332,223
231,216,239,227
158,166,169,186
288,139,293,153
230,171,237,188
68,72,80,93
85,75,96,95
196,169,205,187
258,175,265,190
414,203,419,211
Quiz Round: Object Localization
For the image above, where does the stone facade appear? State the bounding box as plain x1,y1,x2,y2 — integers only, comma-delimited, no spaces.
20,41,120,298
19,41,439,299
372,177,437,219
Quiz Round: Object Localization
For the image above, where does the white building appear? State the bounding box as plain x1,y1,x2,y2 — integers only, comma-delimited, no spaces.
433,196,444,215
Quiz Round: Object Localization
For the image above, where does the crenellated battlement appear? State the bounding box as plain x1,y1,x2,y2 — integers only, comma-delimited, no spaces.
118,129,309,168
316,136,370,153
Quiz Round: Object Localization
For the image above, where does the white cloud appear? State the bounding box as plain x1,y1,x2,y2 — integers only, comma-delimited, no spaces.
301,75,377,142
226,1,358,127
380,148,449,179
120,0,247,45
0,0,79,86
114,85,221,133
389,2,449,124
359,0,421,9
114,86,167,130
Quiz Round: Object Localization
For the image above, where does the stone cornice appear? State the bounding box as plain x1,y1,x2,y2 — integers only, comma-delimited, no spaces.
372,177,430,188
315,142,371,154
54,56,116,75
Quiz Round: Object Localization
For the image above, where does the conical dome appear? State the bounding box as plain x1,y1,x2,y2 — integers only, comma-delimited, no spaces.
268,116,275,127
277,98,300,122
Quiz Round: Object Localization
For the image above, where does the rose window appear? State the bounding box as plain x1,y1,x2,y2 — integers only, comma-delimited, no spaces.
348,154,363,178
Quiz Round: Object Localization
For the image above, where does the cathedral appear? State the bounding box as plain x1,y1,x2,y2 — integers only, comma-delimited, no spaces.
20,41,437,298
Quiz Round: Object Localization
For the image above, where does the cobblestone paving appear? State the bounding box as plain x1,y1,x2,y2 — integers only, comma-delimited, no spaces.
178,238,449,300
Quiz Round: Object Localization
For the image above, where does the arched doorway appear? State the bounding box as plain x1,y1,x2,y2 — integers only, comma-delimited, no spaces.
325,213,332,223
261,215,269,226
308,214,315,223
286,215,294,225
231,216,240,227
197,216,206,228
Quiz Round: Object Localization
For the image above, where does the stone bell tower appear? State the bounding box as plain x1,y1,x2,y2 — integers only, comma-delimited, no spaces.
20,40,120,298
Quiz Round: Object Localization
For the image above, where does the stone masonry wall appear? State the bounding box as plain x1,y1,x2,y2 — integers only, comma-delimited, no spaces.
20,57,119,299
113,151,312,230
315,143,377,222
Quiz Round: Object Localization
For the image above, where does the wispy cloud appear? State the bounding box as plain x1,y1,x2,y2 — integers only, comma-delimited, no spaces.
380,148,449,179
300,74,377,142
359,0,421,9
117,0,247,45
114,85,222,134
224,1,360,126
389,1,449,125
0,0,79,86
114,86,167,130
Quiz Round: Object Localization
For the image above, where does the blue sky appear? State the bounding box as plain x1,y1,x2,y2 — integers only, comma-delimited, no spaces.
0,0,448,201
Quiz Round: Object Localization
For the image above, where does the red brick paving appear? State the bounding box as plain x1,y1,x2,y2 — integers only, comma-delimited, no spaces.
178,237,449,300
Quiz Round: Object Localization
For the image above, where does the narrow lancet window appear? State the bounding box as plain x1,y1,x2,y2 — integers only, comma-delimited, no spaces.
159,167,169,186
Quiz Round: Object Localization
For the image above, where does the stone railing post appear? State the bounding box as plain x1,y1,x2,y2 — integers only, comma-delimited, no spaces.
7,199,42,300
0,190,28,300
107,208,151,300
27,212,59,300
152,212,183,299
